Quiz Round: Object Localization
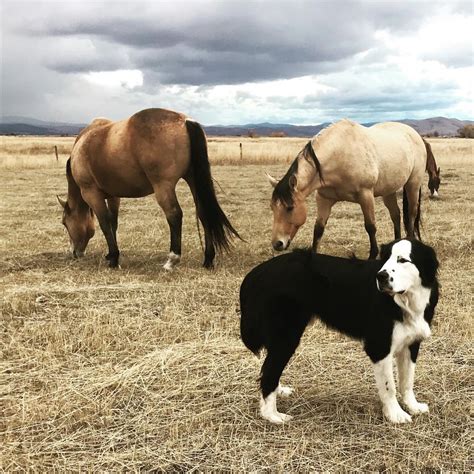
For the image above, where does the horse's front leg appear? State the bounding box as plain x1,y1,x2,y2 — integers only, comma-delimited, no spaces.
82,189,120,268
106,197,121,243
153,184,183,271
312,193,335,253
358,190,378,259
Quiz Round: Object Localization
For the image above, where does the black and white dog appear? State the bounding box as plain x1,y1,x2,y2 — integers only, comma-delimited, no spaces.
240,239,439,424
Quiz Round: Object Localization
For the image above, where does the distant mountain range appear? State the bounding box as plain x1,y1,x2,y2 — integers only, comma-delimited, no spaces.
0,115,472,137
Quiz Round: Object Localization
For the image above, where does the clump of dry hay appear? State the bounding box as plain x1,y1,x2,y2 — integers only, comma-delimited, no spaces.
1,137,473,471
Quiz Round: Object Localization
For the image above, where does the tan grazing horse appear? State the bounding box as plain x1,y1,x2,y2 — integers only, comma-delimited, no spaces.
267,120,432,259
57,108,240,269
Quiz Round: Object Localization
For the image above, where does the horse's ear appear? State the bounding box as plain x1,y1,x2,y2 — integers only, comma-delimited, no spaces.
265,172,279,188
57,194,67,209
289,174,297,191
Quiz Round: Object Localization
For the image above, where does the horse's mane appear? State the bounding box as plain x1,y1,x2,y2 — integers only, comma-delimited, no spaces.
272,159,299,206
272,141,324,206
65,158,91,212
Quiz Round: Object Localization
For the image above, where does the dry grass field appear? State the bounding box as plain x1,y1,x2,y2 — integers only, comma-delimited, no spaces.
1,135,473,471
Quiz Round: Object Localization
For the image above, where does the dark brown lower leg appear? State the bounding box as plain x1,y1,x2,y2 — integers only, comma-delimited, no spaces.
359,190,378,259
82,190,120,267
107,197,120,243
154,184,183,270
185,174,216,268
312,193,336,253
383,193,401,239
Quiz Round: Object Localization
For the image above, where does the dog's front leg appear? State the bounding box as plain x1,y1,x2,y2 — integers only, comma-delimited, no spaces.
396,342,429,416
373,354,412,423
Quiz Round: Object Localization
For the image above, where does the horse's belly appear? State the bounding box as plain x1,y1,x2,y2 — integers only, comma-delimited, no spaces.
94,170,154,198
318,187,359,202
373,166,411,196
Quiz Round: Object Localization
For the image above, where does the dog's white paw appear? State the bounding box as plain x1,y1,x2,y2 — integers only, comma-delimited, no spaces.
405,401,429,416
261,411,293,424
384,404,412,424
277,385,294,397
260,393,293,424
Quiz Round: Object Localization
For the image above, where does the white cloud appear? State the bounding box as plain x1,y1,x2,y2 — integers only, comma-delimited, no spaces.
83,70,144,89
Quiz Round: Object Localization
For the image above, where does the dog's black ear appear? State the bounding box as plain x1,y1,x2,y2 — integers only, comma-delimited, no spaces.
379,242,393,263
414,242,439,287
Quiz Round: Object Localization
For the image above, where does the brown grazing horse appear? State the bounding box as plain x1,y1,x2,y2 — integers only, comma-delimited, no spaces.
57,108,240,269
267,120,434,259
424,139,441,198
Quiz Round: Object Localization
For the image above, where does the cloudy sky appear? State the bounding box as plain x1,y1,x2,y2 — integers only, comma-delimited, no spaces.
2,0,473,125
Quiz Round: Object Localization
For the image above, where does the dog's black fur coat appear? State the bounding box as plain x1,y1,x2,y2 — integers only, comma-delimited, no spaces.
240,240,439,399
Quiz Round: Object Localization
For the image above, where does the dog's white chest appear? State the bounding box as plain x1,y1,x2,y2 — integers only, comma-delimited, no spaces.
392,318,431,354
392,287,432,353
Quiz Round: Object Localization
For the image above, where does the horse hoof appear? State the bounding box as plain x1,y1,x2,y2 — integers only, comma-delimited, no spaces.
203,260,214,269
163,252,181,271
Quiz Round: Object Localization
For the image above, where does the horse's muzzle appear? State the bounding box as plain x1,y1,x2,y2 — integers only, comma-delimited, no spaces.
272,239,290,251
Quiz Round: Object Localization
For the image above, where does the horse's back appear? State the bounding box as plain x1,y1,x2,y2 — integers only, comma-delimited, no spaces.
71,108,192,197
312,120,380,196
367,122,426,192
312,120,426,197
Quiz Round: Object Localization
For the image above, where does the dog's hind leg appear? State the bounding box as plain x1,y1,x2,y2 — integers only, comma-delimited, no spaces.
260,350,297,424
259,306,307,424
277,384,294,397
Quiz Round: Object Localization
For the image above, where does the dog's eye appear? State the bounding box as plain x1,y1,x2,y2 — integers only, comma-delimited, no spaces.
397,257,410,263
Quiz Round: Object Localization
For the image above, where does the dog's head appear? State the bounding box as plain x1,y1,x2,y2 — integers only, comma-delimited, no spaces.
376,239,439,295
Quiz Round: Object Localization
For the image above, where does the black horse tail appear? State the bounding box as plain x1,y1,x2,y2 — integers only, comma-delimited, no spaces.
185,119,241,255
403,187,422,240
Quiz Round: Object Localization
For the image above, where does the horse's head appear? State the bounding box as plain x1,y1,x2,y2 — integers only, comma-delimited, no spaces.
267,172,307,251
428,166,441,198
57,196,95,257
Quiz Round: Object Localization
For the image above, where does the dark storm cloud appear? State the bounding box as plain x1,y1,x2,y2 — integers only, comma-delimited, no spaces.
21,0,467,86
2,0,472,123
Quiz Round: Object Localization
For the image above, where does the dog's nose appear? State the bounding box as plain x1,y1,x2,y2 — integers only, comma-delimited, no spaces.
376,270,389,284
273,240,285,251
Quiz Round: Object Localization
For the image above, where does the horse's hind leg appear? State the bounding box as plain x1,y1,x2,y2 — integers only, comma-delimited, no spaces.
312,193,336,253
382,193,401,239
358,190,378,259
403,183,421,239
184,175,215,268
153,183,183,271
82,189,120,268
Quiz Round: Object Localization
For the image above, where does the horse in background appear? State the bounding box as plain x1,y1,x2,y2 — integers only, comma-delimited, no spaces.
423,139,441,198
267,120,432,259
57,108,240,269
